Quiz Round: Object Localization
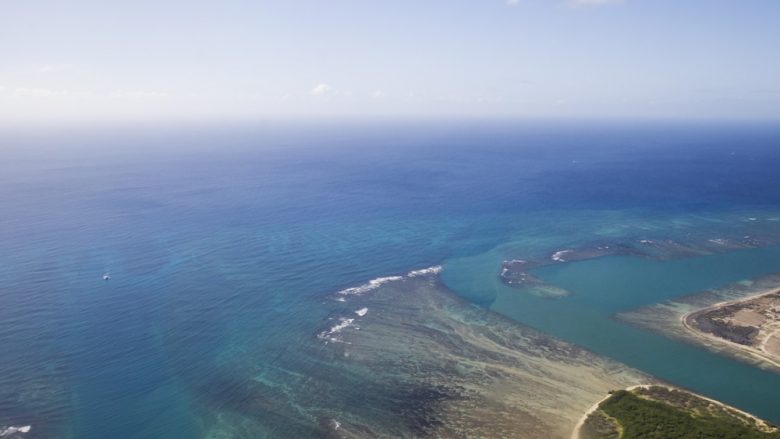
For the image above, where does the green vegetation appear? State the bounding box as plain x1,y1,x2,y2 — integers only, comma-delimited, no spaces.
591,389,780,439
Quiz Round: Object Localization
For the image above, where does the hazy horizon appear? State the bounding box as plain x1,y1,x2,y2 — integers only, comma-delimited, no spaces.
2,0,779,123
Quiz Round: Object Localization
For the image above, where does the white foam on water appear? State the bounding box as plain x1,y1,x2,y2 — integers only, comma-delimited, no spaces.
336,276,404,298
708,238,727,245
551,249,573,262
334,266,443,302
323,265,447,343
318,317,356,343
407,265,442,277
0,426,31,436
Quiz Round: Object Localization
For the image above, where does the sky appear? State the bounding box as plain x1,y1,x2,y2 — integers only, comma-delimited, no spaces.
1,0,779,122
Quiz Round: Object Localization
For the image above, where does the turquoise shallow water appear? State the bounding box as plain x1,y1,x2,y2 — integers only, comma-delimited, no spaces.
442,244,780,422
535,247,780,313
2,121,780,437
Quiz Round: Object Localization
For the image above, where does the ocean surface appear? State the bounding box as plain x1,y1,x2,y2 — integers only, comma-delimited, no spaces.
2,120,780,438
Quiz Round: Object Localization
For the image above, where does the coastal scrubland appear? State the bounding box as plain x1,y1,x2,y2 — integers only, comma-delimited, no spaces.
579,386,780,439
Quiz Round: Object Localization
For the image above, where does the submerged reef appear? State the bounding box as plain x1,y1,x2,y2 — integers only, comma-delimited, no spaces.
185,270,645,438
500,216,780,299
312,272,645,438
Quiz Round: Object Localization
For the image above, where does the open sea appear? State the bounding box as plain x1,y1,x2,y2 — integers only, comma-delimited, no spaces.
2,120,780,438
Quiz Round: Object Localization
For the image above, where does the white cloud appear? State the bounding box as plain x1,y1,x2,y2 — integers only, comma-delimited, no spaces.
371,90,386,99
311,83,335,97
506,0,520,5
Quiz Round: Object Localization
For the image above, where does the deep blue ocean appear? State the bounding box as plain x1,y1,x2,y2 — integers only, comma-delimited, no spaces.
2,120,780,438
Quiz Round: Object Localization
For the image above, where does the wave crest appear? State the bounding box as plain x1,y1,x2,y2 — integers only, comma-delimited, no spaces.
551,250,573,262
334,265,443,301
0,426,31,437
336,276,404,299
317,318,356,343
407,265,443,277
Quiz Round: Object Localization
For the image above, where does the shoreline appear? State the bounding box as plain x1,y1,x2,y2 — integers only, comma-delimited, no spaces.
617,271,780,376
329,260,780,437
569,384,658,439
681,287,780,371
570,384,778,439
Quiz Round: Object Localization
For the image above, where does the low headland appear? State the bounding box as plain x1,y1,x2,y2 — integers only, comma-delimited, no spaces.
573,385,780,439
619,272,780,374
683,289,780,368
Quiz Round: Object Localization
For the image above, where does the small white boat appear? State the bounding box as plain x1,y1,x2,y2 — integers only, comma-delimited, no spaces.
102,273,111,281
